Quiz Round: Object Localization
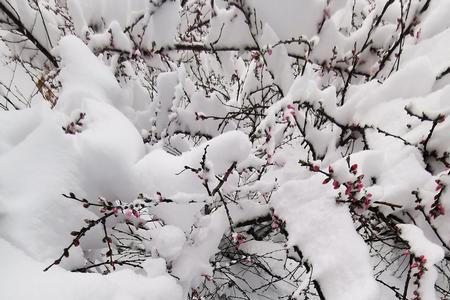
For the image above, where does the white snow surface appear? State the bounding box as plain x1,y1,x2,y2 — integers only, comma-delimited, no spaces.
0,238,183,300
272,176,379,300
398,224,445,300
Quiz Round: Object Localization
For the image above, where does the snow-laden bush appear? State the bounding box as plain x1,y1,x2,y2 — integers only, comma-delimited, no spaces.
1,0,450,299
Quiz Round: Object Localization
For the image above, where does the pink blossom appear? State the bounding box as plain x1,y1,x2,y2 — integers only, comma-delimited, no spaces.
363,197,370,208
345,184,352,196
419,255,427,264
232,233,246,249
124,209,133,219
356,181,363,192
437,204,445,215
322,177,331,184
328,165,334,173
333,180,340,189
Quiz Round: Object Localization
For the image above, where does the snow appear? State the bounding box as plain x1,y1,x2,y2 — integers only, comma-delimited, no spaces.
259,24,294,95
54,36,127,109
136,130,251,200
148,0,181,47
376,148,432,209
346,57,436,125
174,212,227,286
150,225,186,261
272,176,379,300
154,71,179,136
2,0,450,299
0,33,257,299
0,238,183,300
398,224,445,300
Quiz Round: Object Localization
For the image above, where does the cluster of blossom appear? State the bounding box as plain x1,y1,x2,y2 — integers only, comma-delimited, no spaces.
301,160,372,212
62,112,86,135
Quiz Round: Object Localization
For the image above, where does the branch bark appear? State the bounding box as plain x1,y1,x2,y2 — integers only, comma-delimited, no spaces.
0,0,58,67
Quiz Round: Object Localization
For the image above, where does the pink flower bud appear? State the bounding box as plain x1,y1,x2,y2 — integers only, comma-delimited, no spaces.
363,197,370,207
356,181,363,190
345,187,352,196
437,204,445,214
333,180,340,189
233,233,245,249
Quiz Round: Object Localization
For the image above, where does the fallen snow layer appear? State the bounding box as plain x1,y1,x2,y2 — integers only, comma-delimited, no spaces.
0,35,256,298
272,176,379,300
398,224,445,300
0,238,183,300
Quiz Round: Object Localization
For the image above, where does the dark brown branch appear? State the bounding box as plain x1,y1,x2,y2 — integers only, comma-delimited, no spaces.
0,1,58,67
